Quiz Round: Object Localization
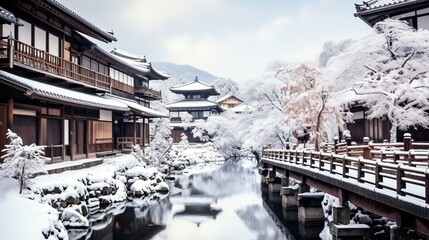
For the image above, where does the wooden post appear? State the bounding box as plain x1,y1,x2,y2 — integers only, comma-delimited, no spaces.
133,114,137,145
334,136,339,154
7,96,13,130
60,119,65,160
403,133,412,164
396,165,405,196
342,155,347,178
318,153,322,171
357,158,363,183
85,120,89,158
425,170,429,204
329,153,334,174
375,161,381,189
346,134,352,146
363,137,371,160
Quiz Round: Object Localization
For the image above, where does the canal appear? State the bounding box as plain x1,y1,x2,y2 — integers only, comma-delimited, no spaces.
74,158,324,240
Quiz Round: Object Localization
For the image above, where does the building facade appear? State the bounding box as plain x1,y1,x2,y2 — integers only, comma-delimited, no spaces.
216,94,244,110
0,0,168,162
350,0,429,143
165,77,223,142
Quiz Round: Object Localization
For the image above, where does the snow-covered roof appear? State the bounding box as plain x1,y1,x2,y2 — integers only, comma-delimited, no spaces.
102,94,169,118
355,0,409,12
110,48,170,80
170,77,220,95
0,70,129,111
354,0,426,27
216,93,244,103
0,6,22,26
230,103,253,113
165,100,219,109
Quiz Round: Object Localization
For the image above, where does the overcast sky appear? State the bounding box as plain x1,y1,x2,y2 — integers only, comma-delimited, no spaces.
60,0,372,83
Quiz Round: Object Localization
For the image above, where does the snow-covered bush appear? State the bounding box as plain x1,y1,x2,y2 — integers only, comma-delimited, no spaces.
147,118,173,167
178,133,189,149
1,129,47,193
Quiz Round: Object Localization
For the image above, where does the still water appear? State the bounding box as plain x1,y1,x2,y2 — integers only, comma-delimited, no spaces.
78,158,324,240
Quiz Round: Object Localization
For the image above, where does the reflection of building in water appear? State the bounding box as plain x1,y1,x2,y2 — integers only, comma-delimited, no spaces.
171,175,222,227
174,204,222,227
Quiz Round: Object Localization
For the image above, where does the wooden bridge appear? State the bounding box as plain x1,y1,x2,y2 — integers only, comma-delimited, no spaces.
260,134,429,236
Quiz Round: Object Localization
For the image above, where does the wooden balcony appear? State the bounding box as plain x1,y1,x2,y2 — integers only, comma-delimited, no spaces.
0,37,111,91
134,85,162,100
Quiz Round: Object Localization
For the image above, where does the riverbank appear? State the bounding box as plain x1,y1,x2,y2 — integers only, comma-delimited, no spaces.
0,144,224,239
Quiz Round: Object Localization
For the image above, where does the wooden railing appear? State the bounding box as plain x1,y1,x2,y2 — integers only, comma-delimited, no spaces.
1,37,111,90
116,137,143,150
134,85,161,99
262,149,429,204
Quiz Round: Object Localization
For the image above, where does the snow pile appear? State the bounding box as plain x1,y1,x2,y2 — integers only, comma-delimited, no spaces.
125,167,169,197
0,178,68,239
165,143,225,171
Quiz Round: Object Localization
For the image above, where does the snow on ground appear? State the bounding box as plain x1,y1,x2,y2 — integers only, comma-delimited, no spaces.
165,143,225,171
0,153,170,240
0,178,68,240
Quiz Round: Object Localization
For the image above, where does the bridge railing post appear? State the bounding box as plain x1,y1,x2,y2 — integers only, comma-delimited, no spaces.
334,136,339,154
396,165,405,196
329,153,334,174
403,133,412,164
363,137,371,160
375,161,381,189
342,155,347,178
318,152,322,171
357,157,363,183
425,169,429,204
282,151,285,161
288,150,291,162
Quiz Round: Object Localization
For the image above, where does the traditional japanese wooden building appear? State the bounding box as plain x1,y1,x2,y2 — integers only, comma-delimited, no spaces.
355,0,429,30
165,77,223,142
349,0,429,143
0,0,168,162
216,93,244,110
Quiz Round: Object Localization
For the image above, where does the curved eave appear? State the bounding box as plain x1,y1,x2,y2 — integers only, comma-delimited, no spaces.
148,64,170,80
0,70,128,111
170,89,220,95
354,0,429,27
0,6,22,26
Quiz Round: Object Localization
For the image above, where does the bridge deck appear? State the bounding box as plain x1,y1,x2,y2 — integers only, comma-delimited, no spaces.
261,149,429,236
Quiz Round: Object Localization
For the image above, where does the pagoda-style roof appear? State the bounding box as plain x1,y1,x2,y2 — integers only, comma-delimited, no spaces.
354,0,429,27
170,77,220,95
165,99,224,112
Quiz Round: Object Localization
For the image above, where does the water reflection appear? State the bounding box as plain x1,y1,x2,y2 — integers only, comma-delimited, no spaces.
82,158,322,240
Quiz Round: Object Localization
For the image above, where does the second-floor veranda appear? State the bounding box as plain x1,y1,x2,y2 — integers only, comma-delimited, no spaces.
0,36,162,100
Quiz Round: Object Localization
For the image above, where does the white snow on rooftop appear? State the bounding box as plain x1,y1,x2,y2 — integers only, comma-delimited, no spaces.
103,94,169,118
216,93,244,103
165,100,218,109
170,79,215,92
356,0,412,11
0,70,129,111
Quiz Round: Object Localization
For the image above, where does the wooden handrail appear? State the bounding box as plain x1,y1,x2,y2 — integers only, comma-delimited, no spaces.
2,38,111,91
262,148,429,204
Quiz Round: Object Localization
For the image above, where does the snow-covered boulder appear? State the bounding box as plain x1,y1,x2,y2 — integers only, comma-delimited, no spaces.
61,207,89,228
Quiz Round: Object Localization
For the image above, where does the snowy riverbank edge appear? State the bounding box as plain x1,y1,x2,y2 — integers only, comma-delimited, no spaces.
0,144,226,239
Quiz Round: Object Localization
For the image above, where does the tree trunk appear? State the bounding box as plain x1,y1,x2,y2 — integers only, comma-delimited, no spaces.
390,121,398,143
19,162,25,194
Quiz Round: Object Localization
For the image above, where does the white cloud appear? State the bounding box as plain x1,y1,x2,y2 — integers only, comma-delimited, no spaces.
165,35,222,72
122,0,222,32
256,15,291,41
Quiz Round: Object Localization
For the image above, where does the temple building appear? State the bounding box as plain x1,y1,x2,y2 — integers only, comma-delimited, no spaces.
165,77,223,142
0,0,168,162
